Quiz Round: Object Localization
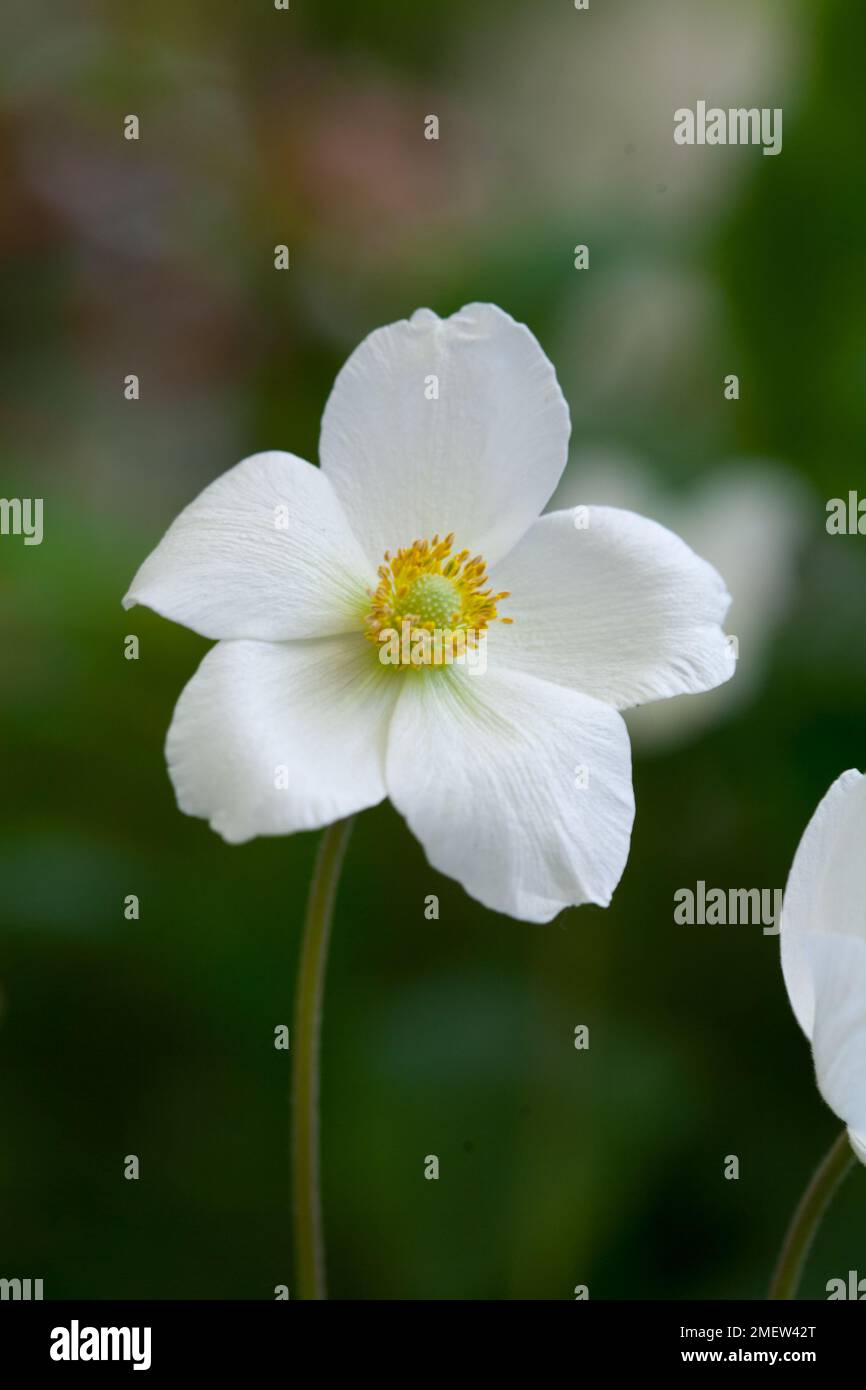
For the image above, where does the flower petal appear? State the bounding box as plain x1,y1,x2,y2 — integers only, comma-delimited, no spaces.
488,506,735,708
166,636,398,842
780,769,866,1039
804,932,866,1154
385,665,634,922
123,451,373,640
319,304,571,569
552,452,808,749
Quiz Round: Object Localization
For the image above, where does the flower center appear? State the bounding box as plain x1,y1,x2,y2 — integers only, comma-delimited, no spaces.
365,533,511,669
402,573,461,627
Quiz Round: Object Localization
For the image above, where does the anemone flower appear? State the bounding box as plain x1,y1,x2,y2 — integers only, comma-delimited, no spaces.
124,303,735,1297
125,304,735,919
770,770,866,1299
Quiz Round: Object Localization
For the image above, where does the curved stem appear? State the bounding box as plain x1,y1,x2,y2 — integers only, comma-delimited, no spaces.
768,1128,855,1300
291,815,354,1300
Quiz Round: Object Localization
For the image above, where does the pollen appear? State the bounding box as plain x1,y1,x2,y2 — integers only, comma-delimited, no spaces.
365,533,511,669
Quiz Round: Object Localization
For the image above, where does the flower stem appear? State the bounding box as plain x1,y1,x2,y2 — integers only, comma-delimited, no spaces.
768,1128,855,1300
291,815,354,1300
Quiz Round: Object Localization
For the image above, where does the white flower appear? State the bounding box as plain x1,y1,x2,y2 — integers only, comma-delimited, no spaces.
780,770,866,1161
124,304,734,922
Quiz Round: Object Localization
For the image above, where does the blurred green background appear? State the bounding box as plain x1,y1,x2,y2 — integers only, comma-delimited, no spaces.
2,0,866,1299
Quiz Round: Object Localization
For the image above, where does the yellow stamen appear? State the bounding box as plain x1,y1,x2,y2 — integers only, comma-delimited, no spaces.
364,534,510,669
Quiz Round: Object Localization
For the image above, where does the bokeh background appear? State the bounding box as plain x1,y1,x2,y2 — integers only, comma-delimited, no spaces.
2,0,866,1299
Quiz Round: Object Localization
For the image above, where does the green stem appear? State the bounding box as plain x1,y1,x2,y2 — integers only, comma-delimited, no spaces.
768,1128,856,1300
291,816,354,1300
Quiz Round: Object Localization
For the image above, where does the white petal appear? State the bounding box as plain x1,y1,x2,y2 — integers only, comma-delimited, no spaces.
780,769,866,1038
385,665,634,922
124,451,373,640
319,304,570,569
166,636,398,842
804,932,866,1152
553,452,807,750
487,506,735,709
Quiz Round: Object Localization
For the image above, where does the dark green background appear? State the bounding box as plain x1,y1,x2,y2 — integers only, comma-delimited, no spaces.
1,0,865,1298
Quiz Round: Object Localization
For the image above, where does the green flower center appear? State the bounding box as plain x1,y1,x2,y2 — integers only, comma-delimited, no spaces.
400,573,462,627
